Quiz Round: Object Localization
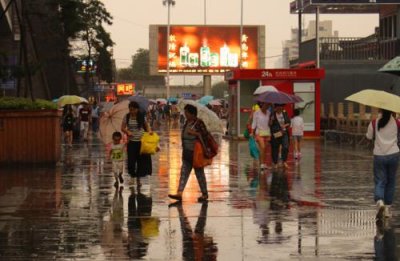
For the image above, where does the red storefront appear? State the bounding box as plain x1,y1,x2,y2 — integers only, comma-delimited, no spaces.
225,68,325,138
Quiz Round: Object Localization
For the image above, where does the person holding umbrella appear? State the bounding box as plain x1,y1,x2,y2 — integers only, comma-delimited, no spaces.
346,89,400,219
250,102,272,170
168,104,210,202
121,101,153,188
269,104,291,169
366,109,400,219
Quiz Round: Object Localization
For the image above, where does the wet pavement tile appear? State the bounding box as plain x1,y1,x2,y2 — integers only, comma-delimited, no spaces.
0,125,398,260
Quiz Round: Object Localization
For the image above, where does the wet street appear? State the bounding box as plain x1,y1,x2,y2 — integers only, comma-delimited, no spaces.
0,124,398,260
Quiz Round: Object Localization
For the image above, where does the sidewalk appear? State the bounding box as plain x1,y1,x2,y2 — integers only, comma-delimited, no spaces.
0,126,396,260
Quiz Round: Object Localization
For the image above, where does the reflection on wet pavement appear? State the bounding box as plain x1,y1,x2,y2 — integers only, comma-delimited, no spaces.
0,125,398,260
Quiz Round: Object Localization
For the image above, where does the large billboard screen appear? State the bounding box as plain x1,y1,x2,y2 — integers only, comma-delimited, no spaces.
150,25,265,75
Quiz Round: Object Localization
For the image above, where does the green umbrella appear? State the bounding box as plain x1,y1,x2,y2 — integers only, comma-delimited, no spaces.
378,56,400,76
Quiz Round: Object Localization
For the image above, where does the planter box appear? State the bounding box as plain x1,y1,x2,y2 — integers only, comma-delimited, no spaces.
0,110,62,164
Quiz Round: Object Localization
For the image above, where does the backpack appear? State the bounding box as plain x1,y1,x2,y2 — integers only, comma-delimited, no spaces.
372,118,400,148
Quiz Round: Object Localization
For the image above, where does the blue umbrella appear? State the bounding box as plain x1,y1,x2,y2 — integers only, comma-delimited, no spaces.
128,95,149,112
199,95,214,105
168,97,178,103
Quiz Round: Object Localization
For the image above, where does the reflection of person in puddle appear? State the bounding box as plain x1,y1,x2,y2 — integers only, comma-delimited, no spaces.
375,221,397,260
101,187,125,257
170,202,218,260
127,190,158,259
112,187,124,232
257,169,290,244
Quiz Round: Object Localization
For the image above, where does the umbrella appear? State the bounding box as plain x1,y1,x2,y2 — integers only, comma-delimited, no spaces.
345,89,400,113
290,94,304,103
156,98,167,104
167,97,178,103
253,85,278,95
209,99,222,106
99,100,129,144
199,95,214,105
128,95,149,112
254,91,297,104
378,56,400,76
177,99,224,134
57,95,87,107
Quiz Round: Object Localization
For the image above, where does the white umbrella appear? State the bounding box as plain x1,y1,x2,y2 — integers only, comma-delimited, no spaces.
156,98,167,104
253,85,278,95
178,100,224,134
209,99,222,106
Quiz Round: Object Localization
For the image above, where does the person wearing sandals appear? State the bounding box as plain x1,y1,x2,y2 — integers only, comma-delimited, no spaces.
121,101,153,188
250,102,272,170
168,104,209,202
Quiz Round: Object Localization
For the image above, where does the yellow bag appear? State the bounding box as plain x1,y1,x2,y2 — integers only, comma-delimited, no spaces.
140,217,160,238
140,132,160,155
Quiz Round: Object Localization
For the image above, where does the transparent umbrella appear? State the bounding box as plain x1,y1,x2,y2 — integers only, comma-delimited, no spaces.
177,100,224,134
99,100,129,144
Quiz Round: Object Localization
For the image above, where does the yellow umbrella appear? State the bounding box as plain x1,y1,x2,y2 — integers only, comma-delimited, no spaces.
99,100,129,144
345,89,400,113
57,95,88,107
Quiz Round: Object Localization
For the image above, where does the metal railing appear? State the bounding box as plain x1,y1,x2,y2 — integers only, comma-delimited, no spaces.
296,36,400,62
320,37,400,60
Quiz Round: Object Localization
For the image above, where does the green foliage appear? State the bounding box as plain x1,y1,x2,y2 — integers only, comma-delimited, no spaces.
0,97,57,110
117,68,134,81
117,49,164,82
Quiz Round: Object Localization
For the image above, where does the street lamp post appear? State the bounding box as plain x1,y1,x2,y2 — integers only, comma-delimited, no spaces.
163,0,175,99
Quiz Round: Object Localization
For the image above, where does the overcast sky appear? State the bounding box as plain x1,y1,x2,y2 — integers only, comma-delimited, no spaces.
102,0,378,83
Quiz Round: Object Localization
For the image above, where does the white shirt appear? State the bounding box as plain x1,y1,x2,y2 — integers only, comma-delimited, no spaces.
366,116,399,156
291,116,304,136
251,109,271,134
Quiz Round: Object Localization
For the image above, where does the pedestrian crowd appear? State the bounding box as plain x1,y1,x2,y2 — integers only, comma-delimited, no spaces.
60,96,400,228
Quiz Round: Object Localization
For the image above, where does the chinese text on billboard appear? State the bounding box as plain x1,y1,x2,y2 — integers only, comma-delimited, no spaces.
157,26,259,74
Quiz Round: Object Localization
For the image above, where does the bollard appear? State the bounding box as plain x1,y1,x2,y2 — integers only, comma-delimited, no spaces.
329,102,335,118
359,104,366,120
338,103,344,118
347,102,354,119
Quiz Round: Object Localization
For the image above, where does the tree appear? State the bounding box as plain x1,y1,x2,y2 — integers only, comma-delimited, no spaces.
211,81,229,99
55,0,114,89
117,49,164,82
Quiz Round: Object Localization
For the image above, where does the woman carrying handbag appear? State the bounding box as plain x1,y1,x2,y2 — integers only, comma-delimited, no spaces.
168,104,212,202
269,104,291,169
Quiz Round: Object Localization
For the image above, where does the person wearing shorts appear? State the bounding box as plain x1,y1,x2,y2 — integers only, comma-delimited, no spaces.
250,102,272,170
291,109,304,160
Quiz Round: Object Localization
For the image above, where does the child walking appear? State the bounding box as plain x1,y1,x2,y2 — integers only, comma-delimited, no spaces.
291,109,304,160
110,132,125,188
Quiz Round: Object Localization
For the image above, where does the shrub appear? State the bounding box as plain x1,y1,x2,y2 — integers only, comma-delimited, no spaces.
0,97,57,110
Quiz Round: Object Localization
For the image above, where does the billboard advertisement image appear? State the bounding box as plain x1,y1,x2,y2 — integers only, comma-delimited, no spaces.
150,25,264,75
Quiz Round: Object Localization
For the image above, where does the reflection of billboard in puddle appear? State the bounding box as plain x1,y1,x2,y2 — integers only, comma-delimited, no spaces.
150,25,265,75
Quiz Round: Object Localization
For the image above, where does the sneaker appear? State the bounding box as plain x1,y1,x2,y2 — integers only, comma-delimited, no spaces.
384,205,392,218
260,163,266,170
119,173,124,184
376,200,385,219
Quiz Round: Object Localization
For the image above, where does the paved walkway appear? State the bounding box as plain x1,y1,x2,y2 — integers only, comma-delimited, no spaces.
0,125,398,260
